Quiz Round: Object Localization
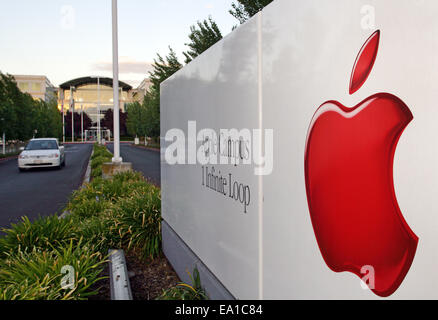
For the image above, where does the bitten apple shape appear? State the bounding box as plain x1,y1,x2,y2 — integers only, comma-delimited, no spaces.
304,31,418,297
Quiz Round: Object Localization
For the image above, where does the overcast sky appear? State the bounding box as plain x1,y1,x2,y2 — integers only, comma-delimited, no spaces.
0,0,237,87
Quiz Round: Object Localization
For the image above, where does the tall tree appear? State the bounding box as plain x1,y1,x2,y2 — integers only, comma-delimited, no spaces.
102,109,128,137
183,16,223,64
144,48,182,138
126,102,144,138
230,0,273,24
149,47,183,89
0,72,62,141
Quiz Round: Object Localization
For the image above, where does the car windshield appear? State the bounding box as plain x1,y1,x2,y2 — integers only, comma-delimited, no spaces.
25,140,58,151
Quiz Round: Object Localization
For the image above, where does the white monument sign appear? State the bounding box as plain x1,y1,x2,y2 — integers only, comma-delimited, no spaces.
161,0,438,299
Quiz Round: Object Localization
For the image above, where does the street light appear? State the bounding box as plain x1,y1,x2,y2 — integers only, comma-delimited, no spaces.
78,98,84,143
60,90,66,144
90,76,101,144
70,86,76,143
112,0,122,163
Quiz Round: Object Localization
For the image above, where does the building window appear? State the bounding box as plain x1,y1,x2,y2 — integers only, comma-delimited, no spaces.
18,82,29,91
31,82,42,92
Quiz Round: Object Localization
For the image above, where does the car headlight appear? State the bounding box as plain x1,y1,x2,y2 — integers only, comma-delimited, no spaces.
19,155,28,159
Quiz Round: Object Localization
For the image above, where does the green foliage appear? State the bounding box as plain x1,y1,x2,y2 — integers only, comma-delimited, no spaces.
0,147,164,300
157,268,209,300
91,166,103,179
69,198,110,219
109,187,162,259
68,170,162,259
0,216,76,258
91,144,113,160
230,0,273,24
149,47,183,90
0,240,107,300
0,72,62,141
89,144,112,179
91,156,110,170
72,214,116,254
183,16,223,64
126,101,144,138
142,87,161,138
127,48,182,139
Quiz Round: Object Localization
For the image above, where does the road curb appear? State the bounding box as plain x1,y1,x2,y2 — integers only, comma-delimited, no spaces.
81,148,94,187
59,146,94,220
130,144,160,153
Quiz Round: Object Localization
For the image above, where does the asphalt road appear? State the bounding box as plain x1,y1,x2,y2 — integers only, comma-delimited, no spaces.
106,143,161,186
0,144,92,229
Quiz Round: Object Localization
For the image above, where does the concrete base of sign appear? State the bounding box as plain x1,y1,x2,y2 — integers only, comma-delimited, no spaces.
162,221,235,300
102,162,133,180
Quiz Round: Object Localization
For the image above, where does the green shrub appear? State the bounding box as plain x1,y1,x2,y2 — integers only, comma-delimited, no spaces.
72,214,120,254
68,198,110,219
90,167,102,179
0,216,76,257
156,268,208,300
112,171,144,184
91,144,112,160
0,240,107,300
109,186,162,259
89,144,112,180
91,156,111,170
67,171,163,258
0,275,61,300
71,171,150,206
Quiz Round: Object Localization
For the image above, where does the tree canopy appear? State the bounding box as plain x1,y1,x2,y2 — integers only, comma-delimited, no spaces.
183,17,223,64
230,0,274,24
127,1,276,139
126,48,182,139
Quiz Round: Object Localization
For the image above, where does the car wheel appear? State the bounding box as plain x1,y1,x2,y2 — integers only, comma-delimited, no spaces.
18,168,25,173
62,157,66,167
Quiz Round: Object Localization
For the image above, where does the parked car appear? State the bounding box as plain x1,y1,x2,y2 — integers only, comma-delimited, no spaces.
18,138,66,172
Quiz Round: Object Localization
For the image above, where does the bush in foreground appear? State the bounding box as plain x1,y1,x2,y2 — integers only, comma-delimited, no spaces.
0,216,76,258
157,268,208,300
0,240,106,300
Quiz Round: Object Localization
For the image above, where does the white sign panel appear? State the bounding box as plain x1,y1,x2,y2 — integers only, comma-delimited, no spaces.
161,0,438,299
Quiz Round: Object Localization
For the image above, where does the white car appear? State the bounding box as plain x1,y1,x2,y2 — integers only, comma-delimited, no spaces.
18,138,65,172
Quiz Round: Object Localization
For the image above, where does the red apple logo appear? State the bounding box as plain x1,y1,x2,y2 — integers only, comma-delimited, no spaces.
304,30,418,297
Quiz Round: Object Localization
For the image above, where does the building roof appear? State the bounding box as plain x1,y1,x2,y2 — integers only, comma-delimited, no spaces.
59,76,132,91
13,75,55,88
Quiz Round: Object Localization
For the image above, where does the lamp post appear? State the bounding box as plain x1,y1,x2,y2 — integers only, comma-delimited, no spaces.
97,77,101,144
91,76,101,144
61,90,65,144
112,0,122,163
81,104,84,143
70,86,75,143
78,98,84,143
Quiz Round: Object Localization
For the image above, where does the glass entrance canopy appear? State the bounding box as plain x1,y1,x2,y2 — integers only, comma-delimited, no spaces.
58,77,133,125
